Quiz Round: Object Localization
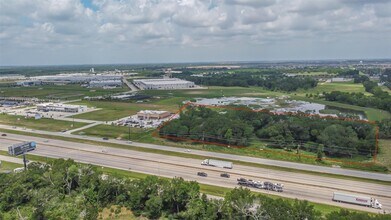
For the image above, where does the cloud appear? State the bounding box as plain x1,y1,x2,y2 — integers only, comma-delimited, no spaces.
0,0,390,65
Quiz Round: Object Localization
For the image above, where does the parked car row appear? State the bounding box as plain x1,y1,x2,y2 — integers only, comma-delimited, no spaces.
237,178,284,192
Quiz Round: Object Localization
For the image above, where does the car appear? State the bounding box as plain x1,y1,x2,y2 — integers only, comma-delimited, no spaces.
220,173,230,178
197,172,208,177
61,130,67,133
102,137,109,140
1,134,7,136
43,139,49,143
184,149,191,152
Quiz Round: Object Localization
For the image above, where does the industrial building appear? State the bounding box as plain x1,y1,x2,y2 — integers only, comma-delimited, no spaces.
88,80,122,88
32,73,123,84
137,110,171,120
133,78,195,90
37,103,87,113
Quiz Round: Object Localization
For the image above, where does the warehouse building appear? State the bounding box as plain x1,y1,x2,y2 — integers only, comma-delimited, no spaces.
88,80,122,88
37,103,87,113
133,78,195,90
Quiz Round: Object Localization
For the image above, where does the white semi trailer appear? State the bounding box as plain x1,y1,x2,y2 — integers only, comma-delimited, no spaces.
201,159,233,169
332,192,382,209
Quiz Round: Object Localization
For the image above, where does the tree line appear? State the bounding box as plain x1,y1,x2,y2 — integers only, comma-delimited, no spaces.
1,159,390,220
159,106,376,158
177,72,317,92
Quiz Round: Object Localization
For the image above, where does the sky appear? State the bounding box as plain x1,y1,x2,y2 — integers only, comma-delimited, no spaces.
0,0,390,66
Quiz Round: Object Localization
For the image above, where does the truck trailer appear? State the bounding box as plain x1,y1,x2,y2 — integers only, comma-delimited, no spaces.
201,159,233,169
332,192,382,209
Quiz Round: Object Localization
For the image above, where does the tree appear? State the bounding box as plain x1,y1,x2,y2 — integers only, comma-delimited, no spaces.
145,196,163,219
223,187,255,219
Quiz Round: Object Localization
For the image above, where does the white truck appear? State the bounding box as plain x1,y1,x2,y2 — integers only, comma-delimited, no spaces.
332,192,382,209
201,159,233,169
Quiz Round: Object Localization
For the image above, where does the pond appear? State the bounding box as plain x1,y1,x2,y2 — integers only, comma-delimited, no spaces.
186,97,367,119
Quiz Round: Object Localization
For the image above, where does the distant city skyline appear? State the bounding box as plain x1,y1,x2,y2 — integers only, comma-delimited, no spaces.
1,0,391,66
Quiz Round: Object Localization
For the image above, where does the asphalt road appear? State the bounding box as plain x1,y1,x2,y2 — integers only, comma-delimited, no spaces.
1,133,390,214
1,124,390,182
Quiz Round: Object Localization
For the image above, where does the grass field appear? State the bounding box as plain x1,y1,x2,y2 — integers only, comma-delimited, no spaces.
1,150,367,216
0,84,128,100
377,139,391,168
71,100,180,121
0,161,21,172
75,124,150,140
0,114,89,132
297,82,371,96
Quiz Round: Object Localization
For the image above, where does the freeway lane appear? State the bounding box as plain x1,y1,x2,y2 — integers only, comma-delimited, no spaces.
2,135,391,198
1,134,390,213
0,124,390,182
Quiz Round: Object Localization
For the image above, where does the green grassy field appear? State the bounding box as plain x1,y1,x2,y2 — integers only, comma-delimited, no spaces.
0,85,128,100
0,161,21,172
377,139,391,168
0,114,89,132
297,82,371,95
71,100,180,121
75,124,150,140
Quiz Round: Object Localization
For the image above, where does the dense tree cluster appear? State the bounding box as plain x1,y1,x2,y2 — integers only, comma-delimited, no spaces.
177,72,317,92
1,159,390,220
160,107,376,158
337,69,359,77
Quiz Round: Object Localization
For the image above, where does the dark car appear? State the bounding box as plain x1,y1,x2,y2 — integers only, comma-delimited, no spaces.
197,172,208,177
220,173,230,178
1,134,7,136
263,181,274,190
102,137,109,140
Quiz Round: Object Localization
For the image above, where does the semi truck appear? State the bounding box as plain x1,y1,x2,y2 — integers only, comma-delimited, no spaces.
332,192,382,209
201,159,233,169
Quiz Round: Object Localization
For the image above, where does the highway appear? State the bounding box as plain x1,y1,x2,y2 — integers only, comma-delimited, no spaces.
1,133,390,214
1,124,390,182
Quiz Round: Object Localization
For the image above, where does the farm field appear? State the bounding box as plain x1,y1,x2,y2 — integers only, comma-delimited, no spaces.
0,85,128,100
0,114,89,132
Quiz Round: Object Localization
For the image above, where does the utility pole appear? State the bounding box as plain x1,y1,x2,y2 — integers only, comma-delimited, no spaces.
202,131,205,148
23,152,27,170
128,125,131,141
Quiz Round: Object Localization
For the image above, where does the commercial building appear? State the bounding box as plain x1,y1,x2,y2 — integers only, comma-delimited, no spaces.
37,103,86,113
137,110,171,120
133,78,195,90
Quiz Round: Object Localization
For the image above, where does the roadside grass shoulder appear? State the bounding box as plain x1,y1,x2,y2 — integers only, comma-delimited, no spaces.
0,114,89,132
0,160,22,172
377,139,391,169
